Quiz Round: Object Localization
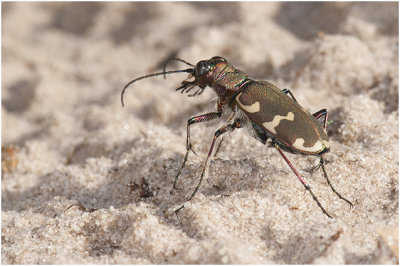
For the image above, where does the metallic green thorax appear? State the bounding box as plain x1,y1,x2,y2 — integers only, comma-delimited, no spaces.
193,57,329,155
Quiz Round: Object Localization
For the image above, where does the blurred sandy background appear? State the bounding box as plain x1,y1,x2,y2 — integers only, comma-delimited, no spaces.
2,2,398,264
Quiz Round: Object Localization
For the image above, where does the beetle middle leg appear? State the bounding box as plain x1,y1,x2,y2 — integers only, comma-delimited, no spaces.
212,112,235,158
274,143,333,218
173,111,222,189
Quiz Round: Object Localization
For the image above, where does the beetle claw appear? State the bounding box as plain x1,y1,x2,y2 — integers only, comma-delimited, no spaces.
190,147,198,156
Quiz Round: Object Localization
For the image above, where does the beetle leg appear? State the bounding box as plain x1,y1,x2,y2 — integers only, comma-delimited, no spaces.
319,157,353,208
282,88,298,103
173,111,222,189
173,120,241,215
313,109,328,129
213,137,224,157
213,112,235,157
188,120,242,201
274,143,333,218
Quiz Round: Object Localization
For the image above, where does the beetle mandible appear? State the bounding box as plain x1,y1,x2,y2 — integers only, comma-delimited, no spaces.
121,56,353,218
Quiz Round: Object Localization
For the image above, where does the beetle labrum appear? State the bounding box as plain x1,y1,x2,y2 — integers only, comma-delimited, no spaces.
121,56,353,218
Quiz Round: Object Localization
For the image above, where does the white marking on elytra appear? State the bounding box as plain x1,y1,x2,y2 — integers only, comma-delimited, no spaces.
292,138,324,153
236,92,260,113
262,112,294,134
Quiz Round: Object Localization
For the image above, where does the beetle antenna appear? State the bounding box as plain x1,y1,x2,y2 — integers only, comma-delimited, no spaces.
163,58,194,79
121,68,194,107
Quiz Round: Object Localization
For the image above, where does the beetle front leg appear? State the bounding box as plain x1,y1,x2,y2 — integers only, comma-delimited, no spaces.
188,120,241,201
274,143,333,218
173,111,222,189
173,120,241,215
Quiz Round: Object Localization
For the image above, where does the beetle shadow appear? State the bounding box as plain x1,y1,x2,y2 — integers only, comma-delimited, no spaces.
324,107,344,139
369,76,399,114
197,157,273,198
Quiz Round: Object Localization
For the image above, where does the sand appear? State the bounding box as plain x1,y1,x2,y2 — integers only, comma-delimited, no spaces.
2,2,398,264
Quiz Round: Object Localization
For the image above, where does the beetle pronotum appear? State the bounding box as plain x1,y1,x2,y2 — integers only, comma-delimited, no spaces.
121,56,353,218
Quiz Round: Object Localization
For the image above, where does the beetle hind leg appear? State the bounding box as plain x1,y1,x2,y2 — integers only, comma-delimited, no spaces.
319,157,353,208
274,143,333,218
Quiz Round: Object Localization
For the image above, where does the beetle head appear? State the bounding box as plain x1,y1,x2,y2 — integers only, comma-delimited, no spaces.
193,56,228,86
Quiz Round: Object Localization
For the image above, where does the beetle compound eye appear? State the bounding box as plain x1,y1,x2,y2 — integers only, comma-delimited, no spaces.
211,56,227,62
196,61,212,76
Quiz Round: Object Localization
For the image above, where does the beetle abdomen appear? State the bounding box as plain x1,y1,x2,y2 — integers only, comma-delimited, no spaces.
235,81,329,155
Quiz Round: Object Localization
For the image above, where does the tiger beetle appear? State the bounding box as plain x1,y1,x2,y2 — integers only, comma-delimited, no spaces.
121,56,353,218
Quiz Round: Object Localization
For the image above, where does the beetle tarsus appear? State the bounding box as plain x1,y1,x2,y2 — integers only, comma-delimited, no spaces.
173,204,185,217
214,137,224,157
319,157,354,209
307,186,333,219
